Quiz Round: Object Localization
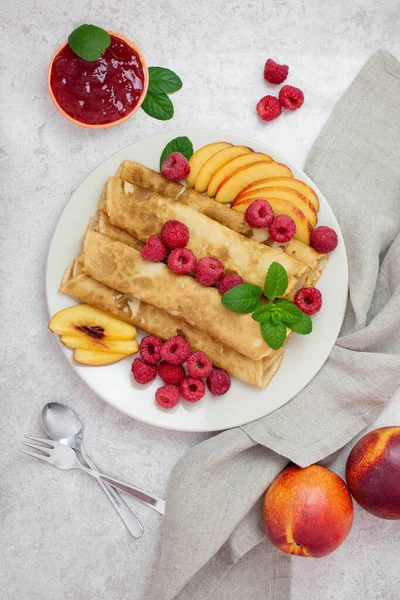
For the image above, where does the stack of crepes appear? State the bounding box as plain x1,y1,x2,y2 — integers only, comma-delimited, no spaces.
60,161,328,388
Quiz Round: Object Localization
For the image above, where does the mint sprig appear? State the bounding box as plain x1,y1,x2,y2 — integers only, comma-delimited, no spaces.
141,92,174,120
160,137,194,170
222,262,313,350
142,66,182,121
68,25,111,62
148,67,182,94
221,283,262,314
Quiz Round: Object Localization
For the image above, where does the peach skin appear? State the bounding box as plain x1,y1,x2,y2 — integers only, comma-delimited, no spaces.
346,426,400,519
264,464,354,558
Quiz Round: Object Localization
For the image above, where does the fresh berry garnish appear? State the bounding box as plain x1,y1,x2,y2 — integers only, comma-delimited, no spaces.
294,287,322,315
161,152,191,181
269,215,296,243
160,335,191,365
180,377,205,402
264,59,289,84
245,199,274,228
279,85,304,111
256,95,281,122
131,358,157,384
310,226,338,253
139,335,163,365
168,247,196,275
194,257,224,286
218,273,244,295
155,384,180,409
140,235,167,262
158,361,185,385
161,220,190,249
207,368,231,396
187,351,213,378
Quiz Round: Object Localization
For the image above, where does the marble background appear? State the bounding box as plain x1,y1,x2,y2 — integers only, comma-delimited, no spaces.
1,0,400,598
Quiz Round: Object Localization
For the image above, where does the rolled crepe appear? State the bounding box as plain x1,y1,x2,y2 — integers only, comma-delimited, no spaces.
100,178,310,299
82,229,285,361
115,160,328,286
60,258,284,388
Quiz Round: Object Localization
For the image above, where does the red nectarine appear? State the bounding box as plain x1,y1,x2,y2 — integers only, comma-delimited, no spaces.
264,464,353,558
346,426,400,519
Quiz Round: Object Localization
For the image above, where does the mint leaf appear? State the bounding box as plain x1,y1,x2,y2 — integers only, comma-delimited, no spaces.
148,67,182,94
141,92,174,120
160,137,194,170
260,319,287,350
222,283,262,314
275,299,304,325
68,25,111,62
252,304,273,323
264,262,289,299
289,312,313,335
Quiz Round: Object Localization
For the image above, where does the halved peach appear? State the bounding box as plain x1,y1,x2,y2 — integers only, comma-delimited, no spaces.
187,142,232,187
61,335,138,355
215,162,293,204
237,177,320,212
73,348,131,366
194,146,252,193
233,187,317,227
49,304,137,341
232,196,312,244
207,152,273,198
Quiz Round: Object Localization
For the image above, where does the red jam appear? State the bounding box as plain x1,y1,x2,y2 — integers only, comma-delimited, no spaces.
50,35,145,125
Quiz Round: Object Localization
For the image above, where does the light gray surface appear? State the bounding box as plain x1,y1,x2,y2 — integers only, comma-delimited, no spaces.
0,1,399,599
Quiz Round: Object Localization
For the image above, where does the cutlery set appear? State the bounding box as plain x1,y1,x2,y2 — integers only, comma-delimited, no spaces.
20,402,165,538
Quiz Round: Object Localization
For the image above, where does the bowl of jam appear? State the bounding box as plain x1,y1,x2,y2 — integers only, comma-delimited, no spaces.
48,31,148,128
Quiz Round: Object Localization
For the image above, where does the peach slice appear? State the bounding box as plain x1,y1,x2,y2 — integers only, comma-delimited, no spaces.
194,146,252,193
49,304,137,341
187,142,232,187
73,348,131,366
237,177,320,212
215,162,292,204
232,196,312,244
232,187,317,227
61,335,138,355
207,152,273,198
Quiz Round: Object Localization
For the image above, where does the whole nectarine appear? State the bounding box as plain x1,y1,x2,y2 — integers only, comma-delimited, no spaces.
346,426,400,519
264,464,353,558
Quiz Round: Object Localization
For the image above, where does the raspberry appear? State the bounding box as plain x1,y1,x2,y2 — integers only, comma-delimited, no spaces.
168,247,196,275
256,95,281,122
139,335,163,365
161,220,190,249
269,215,296,243
155,384,180,409
264,59,289,84
180,377,205,402
194,257,224,286
140,235,167,262
218,273,244,295
310,226,338,253
187,351,213,378
161,335,191,365
245,199,274,228
294,287,322,315
161,152,191,181
158,361,185,385
207,368,231,396
131,358,157,384
279,85,304,111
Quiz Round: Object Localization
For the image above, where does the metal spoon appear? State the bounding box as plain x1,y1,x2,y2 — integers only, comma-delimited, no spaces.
41,402,144,538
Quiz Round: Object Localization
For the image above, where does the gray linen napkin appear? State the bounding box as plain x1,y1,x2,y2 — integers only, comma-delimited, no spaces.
150,51,400,600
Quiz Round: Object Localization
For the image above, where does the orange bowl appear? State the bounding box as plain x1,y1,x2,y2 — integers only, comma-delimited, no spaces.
47,30,149,129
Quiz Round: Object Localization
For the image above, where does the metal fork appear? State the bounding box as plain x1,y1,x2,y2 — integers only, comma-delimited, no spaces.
21,435,166,515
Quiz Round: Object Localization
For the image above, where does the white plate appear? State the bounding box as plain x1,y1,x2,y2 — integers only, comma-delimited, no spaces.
46,129,348,432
